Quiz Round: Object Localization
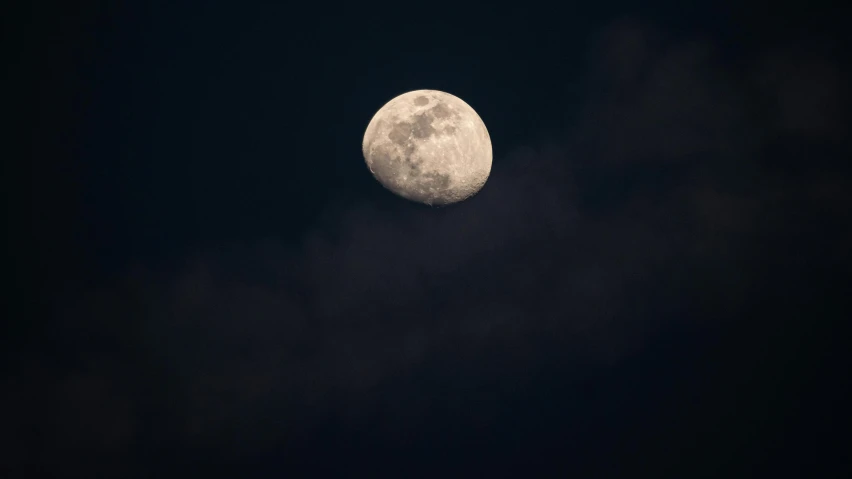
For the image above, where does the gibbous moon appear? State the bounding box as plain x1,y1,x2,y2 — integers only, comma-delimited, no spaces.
362,90,492,206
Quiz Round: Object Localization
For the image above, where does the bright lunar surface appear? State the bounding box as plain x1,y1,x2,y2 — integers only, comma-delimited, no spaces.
362,90,492,206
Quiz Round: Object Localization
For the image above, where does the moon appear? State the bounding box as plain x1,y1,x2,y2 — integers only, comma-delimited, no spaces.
362,90,492,206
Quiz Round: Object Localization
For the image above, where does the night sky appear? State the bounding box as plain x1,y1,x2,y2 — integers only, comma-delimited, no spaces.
8,1,851,477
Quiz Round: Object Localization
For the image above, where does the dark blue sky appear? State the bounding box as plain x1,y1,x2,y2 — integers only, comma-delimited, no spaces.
59,2,747,269
8,0,851,477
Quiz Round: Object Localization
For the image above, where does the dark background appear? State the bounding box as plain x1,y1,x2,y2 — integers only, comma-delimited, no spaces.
6,0,851,477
